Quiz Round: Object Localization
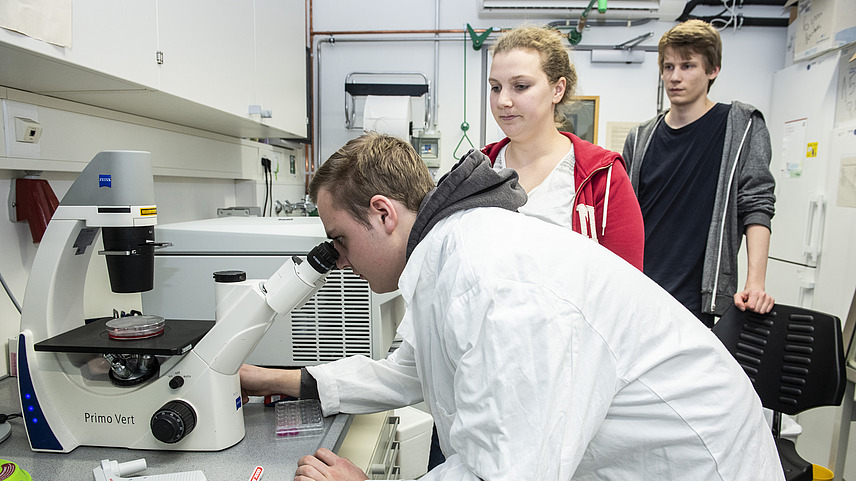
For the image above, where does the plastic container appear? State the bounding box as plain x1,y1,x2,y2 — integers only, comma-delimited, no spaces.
275,399,324,437
813,464,834,481
0,459,33,481
106,315,165,340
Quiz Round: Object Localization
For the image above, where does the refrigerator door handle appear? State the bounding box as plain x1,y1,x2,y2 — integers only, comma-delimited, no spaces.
802,194,826,265
798,277,816,309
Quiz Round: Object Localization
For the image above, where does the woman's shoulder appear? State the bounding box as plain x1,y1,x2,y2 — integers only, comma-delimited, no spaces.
561,132,623,173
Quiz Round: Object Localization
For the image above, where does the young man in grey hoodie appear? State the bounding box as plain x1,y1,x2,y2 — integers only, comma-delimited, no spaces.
240,133,784,481
622,20,776,327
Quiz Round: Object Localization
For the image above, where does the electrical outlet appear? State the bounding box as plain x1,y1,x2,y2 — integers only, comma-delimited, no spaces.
2,100,41,158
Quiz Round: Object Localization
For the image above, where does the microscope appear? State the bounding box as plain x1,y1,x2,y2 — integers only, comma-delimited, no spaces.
17,151,338,452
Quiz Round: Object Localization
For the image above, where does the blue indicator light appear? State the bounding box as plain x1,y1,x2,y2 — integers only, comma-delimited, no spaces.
24,393,31,400
27,405,34,412
31,417,39,424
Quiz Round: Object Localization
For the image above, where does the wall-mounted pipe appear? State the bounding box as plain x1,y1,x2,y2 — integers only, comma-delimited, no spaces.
688,15,788,26
312,30,661,173
676,0,790,23
433,0,440,132
312,34,474,174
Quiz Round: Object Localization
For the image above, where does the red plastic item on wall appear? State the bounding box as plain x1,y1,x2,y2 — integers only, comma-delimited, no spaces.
15,177,59,243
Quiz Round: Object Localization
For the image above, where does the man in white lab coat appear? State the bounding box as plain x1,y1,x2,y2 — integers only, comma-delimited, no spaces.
240,132,784,480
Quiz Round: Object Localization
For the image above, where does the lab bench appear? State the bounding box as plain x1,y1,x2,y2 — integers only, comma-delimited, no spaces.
0,377,353,480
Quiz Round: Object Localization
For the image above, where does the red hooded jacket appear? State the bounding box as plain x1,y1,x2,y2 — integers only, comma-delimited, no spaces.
482,132,644,270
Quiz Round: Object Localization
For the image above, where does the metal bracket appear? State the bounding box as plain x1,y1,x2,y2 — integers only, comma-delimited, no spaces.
466,24,493,51
614,31,654,50
344,72,431,131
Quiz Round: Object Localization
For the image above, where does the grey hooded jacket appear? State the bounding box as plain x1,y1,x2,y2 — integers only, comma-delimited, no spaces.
406,149,527,260
622,101,776,316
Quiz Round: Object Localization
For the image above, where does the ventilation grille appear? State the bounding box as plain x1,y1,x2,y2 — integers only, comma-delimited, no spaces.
736,311,815,408
778,313,815,407
290,267,372,362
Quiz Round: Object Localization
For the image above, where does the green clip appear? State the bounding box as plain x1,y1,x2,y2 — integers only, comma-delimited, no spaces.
467,24,493,51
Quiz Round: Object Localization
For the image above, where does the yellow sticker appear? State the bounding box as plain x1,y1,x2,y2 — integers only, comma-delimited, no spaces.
807,142,818,158
140,207,158,216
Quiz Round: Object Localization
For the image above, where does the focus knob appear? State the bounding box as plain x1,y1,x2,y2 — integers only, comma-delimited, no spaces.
151,400,196,444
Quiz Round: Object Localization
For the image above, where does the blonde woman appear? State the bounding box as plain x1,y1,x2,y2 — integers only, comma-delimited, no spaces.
482,26,644,270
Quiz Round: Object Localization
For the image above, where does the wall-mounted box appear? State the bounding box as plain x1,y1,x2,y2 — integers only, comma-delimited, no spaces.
793,0,856,62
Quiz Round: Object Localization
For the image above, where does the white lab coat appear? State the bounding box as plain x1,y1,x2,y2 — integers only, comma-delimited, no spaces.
308,208,784,481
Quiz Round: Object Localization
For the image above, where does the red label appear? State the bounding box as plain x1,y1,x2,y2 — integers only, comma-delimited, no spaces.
249,466,263,481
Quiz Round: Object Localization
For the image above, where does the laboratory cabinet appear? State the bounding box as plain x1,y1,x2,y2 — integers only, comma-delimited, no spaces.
0,0,307,139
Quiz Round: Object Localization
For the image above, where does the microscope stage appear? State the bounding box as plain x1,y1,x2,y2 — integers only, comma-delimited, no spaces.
34,318,214,355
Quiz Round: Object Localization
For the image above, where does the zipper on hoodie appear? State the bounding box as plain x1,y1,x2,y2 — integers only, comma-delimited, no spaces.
574,163,614,238
710,118,752,313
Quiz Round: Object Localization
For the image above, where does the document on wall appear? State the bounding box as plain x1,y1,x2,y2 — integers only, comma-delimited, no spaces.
836,44,856,127
839,156,856,208
605,122,639,154
781,119,808,178
0,0,72,47
834,128,856,208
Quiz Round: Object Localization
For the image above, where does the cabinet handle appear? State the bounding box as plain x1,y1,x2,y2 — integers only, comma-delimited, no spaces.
802,194,826,265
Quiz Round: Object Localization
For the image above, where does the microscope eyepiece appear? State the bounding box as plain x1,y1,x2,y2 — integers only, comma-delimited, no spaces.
306,241,339,273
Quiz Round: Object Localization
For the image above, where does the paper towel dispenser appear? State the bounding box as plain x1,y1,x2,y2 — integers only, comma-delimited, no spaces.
344,72,431,133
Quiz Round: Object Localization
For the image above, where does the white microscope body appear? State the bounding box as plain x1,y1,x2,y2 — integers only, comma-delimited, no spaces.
17,151,337,452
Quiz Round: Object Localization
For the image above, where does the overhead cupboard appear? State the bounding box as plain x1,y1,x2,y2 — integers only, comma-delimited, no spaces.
0,0,307,140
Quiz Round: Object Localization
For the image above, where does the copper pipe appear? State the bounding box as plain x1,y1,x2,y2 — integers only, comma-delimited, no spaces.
303,0,501,189
311,28,497,36
306,0,315,192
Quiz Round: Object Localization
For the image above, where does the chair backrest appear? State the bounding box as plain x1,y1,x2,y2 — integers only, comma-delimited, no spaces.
712,303,847,416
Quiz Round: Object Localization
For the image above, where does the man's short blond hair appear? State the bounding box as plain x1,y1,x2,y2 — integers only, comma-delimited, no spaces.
309,132,435,228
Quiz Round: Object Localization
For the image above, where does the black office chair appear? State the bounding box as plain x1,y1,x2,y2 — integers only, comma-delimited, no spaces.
712,303,847,481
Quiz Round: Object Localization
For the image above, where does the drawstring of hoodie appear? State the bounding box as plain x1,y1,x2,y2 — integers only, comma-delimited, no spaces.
574,162,615,242
602,164,613,236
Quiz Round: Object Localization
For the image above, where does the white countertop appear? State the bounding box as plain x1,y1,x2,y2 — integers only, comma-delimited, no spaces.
0,377,352,480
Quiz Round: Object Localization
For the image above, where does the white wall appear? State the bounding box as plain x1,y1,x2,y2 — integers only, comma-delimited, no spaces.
312,1,787,170
311,0,856,473
0,97,307,377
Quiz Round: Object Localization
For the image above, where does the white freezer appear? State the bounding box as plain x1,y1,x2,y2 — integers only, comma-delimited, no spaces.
766,44,856,477
141,216,404,367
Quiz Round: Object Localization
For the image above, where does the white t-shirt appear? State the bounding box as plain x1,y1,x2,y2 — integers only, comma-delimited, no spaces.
494,144,576,229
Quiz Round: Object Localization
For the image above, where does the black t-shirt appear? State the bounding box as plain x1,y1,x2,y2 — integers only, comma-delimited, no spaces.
638,103,730,321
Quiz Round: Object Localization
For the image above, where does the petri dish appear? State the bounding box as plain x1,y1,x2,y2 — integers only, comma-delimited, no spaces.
106,315,166,340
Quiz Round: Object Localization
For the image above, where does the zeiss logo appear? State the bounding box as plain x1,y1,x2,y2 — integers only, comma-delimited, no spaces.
99,175,112,188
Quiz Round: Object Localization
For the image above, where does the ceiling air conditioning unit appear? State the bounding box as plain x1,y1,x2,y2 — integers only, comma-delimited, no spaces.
481,0,685,21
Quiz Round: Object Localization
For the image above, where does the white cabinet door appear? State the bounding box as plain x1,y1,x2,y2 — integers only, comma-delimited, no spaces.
70,1,159,89
254,0,307,137
0,1,158,90
156,0,256,122
0,1,308,139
